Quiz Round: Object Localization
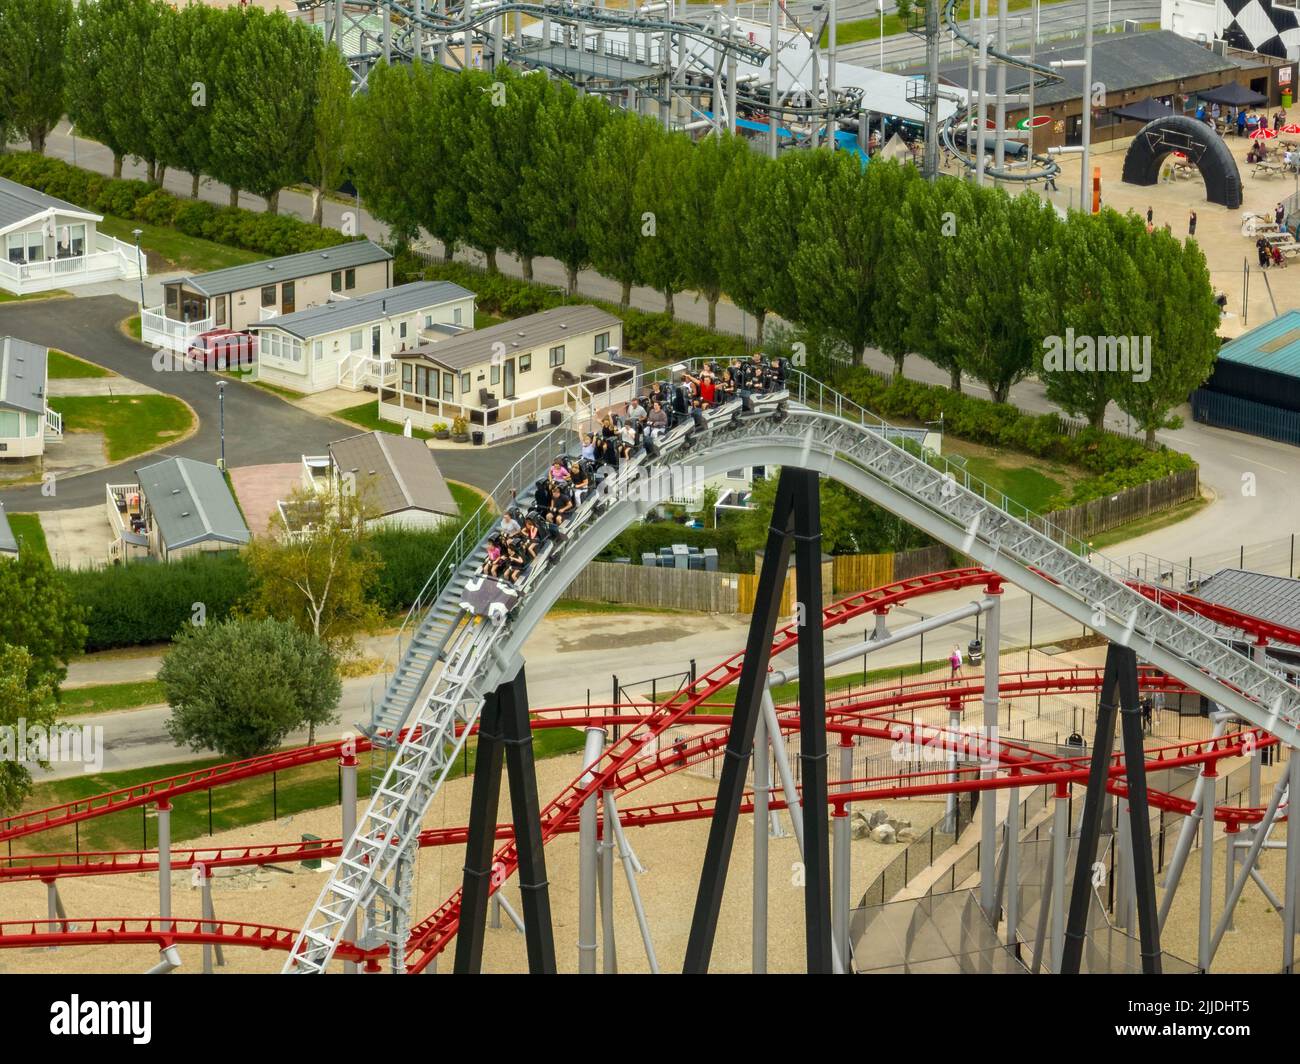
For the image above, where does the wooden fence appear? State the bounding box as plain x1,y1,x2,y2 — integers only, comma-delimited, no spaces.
566,560,741,612
1043,467,1200,541
830,544,952,594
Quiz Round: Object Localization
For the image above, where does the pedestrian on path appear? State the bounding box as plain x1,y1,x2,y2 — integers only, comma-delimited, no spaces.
949,645,963,681
1189,209,1197,236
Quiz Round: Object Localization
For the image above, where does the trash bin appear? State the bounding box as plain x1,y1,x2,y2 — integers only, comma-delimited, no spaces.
967,638,983,665
550,409,564,426
301,833,322,871
471,430,485,446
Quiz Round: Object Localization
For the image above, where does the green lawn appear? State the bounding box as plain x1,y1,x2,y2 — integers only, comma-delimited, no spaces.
961,456,1064,514
448,481,486,516
60,679,167,718
823,0,1072,46
474,310,507,329
47,348,113,379
336,400,435,441
0,289,71,303
47,394,195,462
98,214,264,274
122,314,142,340
15,725,587,853
6,513,50,564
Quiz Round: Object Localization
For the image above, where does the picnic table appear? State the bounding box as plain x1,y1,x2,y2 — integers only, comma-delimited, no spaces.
1172,161,1198,179
1252,160,1286,177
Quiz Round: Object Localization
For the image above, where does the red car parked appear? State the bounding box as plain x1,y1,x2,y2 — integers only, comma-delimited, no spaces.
186,329,256,370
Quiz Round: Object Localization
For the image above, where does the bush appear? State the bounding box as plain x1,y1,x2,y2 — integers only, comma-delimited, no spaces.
0,153,352,261
62,553,253,651
831,368,1196,510
368,525,463,614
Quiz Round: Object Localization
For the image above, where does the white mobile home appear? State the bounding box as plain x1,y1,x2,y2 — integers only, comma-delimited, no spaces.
250,280,476,394
0,337,62,459
140,239,393,352
0,177,143,296
308,431,459,530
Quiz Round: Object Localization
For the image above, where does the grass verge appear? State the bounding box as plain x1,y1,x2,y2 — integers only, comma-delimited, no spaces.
6,513,50,564
59,679,166,718
47,348,113,379
47,394,195,462
98,213,264,274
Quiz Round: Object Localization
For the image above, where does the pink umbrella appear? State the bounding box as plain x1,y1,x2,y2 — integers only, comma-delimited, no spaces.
1282,123,1300,134
1251,126,1278,139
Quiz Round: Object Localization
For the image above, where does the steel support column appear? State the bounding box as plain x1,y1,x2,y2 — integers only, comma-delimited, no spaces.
1063,643,1161,974
753,704,770,972
685,468,802,972
454,666,555,974
340,749,358,974
980,586,1001,922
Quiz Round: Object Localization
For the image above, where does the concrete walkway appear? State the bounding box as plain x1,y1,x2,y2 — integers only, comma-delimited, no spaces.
47,377,158,397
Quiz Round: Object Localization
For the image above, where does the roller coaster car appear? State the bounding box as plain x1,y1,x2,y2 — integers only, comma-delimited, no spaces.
459,574,521,623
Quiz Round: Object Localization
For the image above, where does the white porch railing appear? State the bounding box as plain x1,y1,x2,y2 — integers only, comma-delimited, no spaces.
44,406,62,439
0,232,143,295
140,305,214,353
337,354,397,391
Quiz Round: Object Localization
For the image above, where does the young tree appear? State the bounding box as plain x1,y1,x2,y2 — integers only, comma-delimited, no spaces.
1023,210,1143,429
521,84,609,293
349,60,425,246
0,646,57,814
243,483,384,714
678,132,750,328
714,148,774,342
896,175,974,391
142,3,226,199
159,617,341,760
634,129,693,315
940,188,1056,402
0,0,72,154
792,151,878,360
1111,219,1220,445
210,8,323,213
305,45,353,225
865,160,924,377
0,551,87,692
579,113,662,307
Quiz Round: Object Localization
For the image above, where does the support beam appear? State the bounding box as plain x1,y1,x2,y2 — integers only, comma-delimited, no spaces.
1198,761,1218,971
832,735,853,973
980,586,1001,922
1005,778,1021,952
1210,771,1289,963
455,667,555,974
1050,783,1068,972
1285,750,1300,973
685,470,799,972
753,704,770,973
577,726,605,975
340,749,358,974
1158,716,1229,925
600,786,618,973
605,790,659,972
158,800,172,934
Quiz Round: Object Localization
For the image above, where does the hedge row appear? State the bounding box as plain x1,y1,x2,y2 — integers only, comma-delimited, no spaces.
63,553,253,652
61,527,465,651
0,153,348,260
831,371,1196,509
395,255,749,367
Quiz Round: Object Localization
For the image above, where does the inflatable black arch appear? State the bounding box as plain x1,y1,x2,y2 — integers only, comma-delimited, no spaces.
1120,114,1243,209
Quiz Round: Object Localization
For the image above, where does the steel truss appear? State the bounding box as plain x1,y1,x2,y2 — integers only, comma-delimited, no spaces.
286,363,1300,973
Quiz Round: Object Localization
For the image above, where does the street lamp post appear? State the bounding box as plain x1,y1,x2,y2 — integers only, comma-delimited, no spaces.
132,228,145,310
216,380,226,471
878,0,885,68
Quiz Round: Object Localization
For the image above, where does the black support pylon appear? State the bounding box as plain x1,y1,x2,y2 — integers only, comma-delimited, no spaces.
683,467,833,973
454,665,556,974
1061,643,1162,974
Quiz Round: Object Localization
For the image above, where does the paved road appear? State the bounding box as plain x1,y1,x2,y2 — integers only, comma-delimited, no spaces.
40,588,1091,778
0,295,538,510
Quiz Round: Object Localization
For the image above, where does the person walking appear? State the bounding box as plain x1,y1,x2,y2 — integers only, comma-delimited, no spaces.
1277,201,1287,226
1238,108,1248,136
1146,205,1153,226
1189,209,1197,236
949,644,963,681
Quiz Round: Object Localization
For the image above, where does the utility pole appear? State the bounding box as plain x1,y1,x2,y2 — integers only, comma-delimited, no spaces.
1082,0,1094,212
924,0,941,179
994,0,1008,180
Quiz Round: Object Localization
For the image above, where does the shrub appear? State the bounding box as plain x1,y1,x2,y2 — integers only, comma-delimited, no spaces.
368,525,463,614
62,553,253,651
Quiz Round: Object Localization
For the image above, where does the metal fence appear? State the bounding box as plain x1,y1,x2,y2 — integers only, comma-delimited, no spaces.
1192,387,1300,447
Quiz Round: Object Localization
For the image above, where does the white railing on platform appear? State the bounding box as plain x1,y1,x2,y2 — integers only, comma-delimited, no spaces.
44,407,62,438
0,233,141,295
139,306,213,353
337,354,396,391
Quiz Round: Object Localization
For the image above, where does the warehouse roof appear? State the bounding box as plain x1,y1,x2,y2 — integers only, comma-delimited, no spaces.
329,432,457,518
395,305,622,373
0,336,48,416
252,281,474,339
937,30,1241,108
0,503,17,556
135,456,250,550
0,176,100,236
183,240,391,297
1214,309,1300,379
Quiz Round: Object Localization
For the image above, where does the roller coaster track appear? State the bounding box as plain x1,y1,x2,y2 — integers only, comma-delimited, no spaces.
937,0,1063,183
282,362,1300,972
